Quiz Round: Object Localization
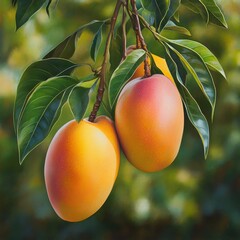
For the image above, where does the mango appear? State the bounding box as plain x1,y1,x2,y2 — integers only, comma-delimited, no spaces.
115,74,184,172
44,116,120,222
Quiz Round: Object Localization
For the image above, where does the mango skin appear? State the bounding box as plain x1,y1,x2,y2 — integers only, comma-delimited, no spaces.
115,74,184,172
44,116,120,222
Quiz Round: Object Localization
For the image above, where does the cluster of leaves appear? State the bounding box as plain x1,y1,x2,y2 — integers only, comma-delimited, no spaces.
13,0,227,164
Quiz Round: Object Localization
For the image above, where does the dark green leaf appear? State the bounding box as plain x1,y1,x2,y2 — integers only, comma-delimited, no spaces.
170,39,226,78
113,8,124,39
14,58,78,131
108,49,146,107
159,0,181,31
15,0,47,30
182,0,227,27
164,45,210,158
69,81,97,122
110,33,124,74
155,0,168,31
90,24,103,61
138,8,155,26
44,32,78,59
44,20,106,59
140,0,155,12
140,0,168,31
17,76,78,164
167,43,216,119
182,0,209,23
200,0,228,28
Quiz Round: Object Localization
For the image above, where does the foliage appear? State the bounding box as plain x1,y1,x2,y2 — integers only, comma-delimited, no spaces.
0,0,240,239
12,0,227,164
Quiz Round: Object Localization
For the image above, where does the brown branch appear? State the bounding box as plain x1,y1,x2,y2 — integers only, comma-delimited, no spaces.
88,0,123,122
121,5,127,60
130,0,151,77
125,1,141,48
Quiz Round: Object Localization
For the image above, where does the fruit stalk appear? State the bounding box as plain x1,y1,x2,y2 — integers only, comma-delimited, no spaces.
130,0,151,77
88,0,123,122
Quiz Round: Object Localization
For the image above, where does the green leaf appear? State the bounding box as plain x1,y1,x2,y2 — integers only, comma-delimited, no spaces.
155,0,168,31
69,87,90,122
15,0,47,30
138,8,155,26
182,0,209,23
140,0,168,31
164,21,191,36
200,0,228,28
182,0,227,27
113,8,124,39
46,0,59,16
45,32,78,59
17,76,79,164
110,33,124,74
159,0,181,31
167,43,216,119
14,58,78,131
164,45,210,158
90,24,103,61
69,81,97,122
140,0,156,12
108,49,146,108
170,39,226,78
44,20,106,59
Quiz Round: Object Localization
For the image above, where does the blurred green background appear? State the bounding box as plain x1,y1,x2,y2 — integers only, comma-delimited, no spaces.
0,0,240,239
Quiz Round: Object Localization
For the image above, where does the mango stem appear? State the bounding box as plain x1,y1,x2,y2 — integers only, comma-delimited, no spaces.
130,0,151,78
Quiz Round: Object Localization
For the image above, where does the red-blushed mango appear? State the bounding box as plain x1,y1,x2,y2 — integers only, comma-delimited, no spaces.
127,45,174,83
115,74,184,172
44,116,120,222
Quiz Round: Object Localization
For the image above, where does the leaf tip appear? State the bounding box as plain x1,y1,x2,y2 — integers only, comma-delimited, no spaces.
15,24,20,32
75,117,82,123
204,135,210,160
18,149,25,165
221,70,227,80
19,158,24,165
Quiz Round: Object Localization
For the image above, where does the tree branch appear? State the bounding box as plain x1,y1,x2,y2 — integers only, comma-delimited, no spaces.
121,5,127,60
88,0,123,122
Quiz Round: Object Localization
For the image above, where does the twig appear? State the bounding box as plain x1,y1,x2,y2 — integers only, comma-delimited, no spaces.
88,0,123,122
121,5,127,60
